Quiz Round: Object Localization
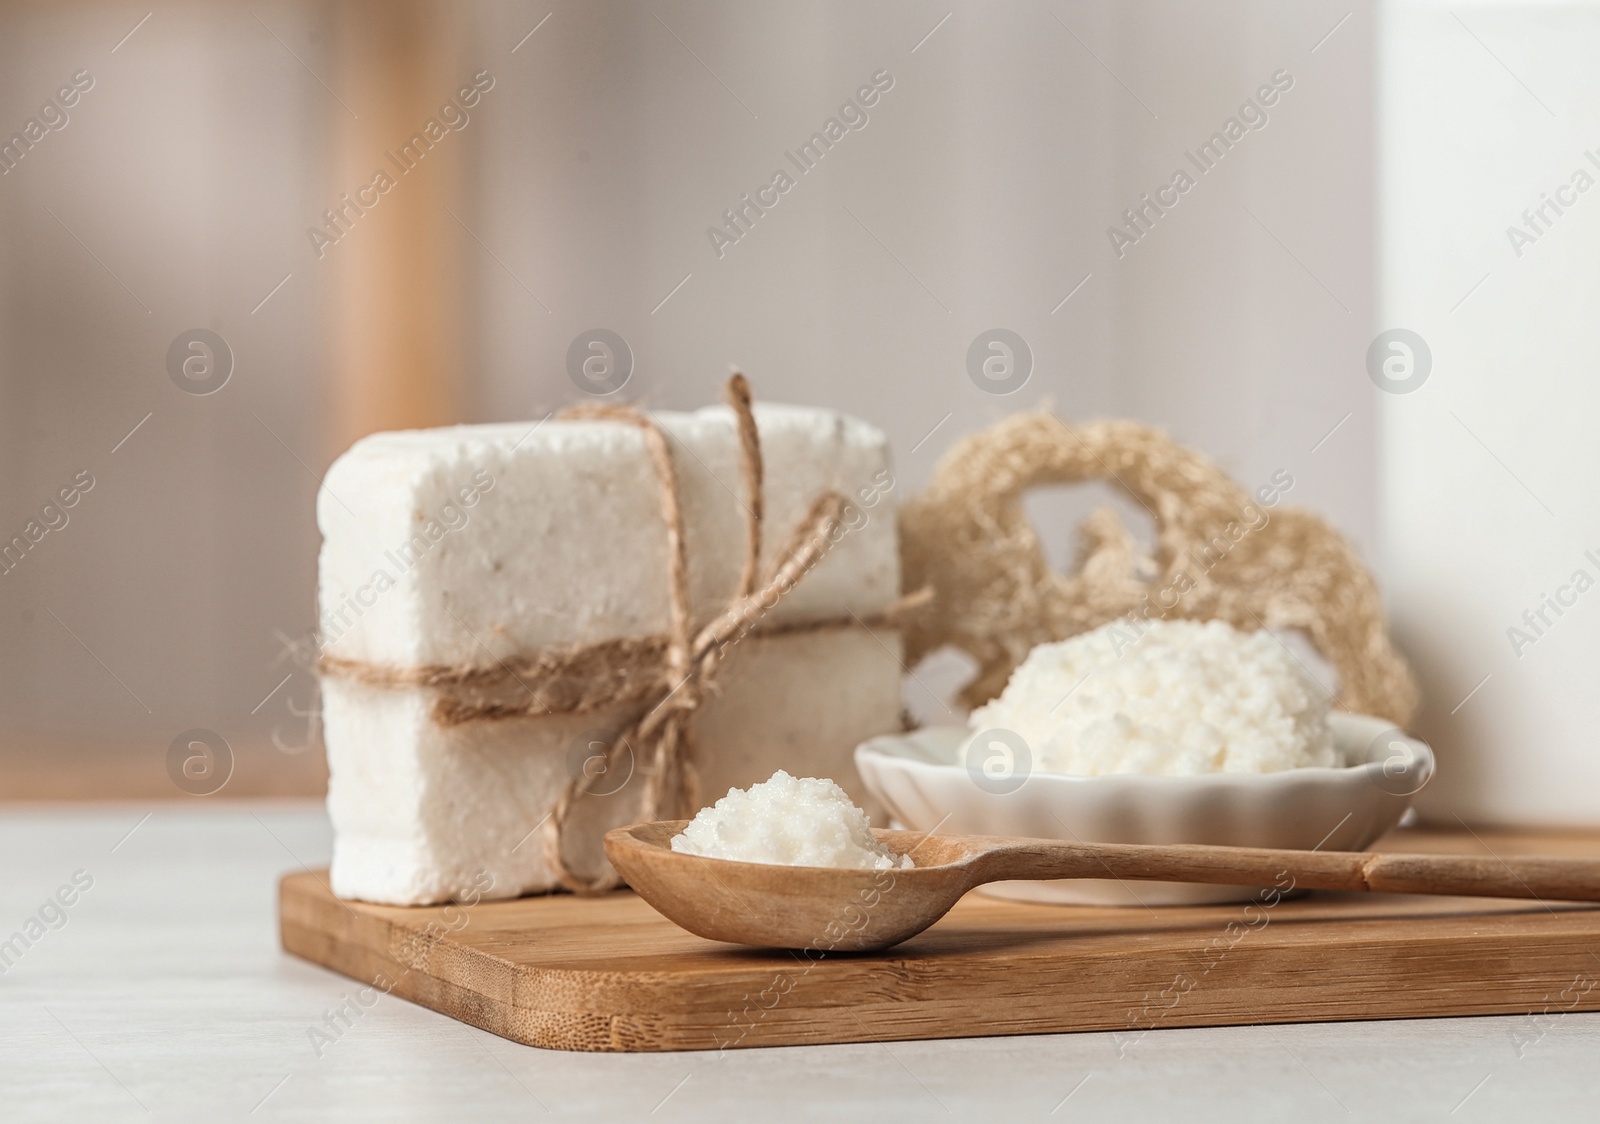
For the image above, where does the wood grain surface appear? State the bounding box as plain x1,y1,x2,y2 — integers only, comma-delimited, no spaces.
279,828,1600,1053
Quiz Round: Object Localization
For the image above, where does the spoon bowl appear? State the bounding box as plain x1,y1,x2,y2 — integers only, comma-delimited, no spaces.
605,821,981,952
605,821,1600,953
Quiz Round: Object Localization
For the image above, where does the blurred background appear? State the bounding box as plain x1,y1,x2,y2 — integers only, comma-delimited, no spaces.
1,1,1591,824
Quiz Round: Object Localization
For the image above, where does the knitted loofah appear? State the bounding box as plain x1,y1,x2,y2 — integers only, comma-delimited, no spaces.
899,412,1419,726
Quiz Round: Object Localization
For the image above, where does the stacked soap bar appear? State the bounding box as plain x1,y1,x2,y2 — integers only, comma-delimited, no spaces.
318,402,902,905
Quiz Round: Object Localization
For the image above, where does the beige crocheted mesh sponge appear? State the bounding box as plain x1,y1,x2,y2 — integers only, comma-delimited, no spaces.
898,413,1419,726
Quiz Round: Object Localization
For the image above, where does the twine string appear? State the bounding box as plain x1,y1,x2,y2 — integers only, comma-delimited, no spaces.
545,373,848,893
317,373,925,896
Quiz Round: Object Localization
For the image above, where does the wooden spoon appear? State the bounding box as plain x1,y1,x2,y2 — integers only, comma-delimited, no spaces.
604,821,1600,952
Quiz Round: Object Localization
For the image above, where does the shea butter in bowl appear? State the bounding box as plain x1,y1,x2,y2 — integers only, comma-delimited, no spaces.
855,620,1433,906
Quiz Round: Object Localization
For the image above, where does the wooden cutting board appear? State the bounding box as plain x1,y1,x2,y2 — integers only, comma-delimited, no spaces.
279,828,1600,1052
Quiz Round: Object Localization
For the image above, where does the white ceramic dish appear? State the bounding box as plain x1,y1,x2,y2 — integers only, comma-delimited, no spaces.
854,712,1434,906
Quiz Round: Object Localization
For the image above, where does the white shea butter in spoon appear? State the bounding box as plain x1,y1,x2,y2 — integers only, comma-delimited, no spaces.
671,769,912,870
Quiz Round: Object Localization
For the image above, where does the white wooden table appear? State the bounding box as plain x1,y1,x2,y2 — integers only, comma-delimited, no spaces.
3,803,1597,1121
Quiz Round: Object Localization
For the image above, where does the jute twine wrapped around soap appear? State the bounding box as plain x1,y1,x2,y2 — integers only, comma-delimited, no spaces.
320,374,926,894
898,412,1419,725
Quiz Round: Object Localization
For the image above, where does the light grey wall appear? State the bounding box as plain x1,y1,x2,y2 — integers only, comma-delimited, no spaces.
0,1,330,785
463,0,1378,713
0,0,1377,785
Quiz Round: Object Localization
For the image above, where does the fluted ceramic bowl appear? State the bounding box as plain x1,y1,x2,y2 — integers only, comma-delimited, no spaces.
854,712,1433,906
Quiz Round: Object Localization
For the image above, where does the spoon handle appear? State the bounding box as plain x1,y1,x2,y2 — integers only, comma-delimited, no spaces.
968,840,1600,902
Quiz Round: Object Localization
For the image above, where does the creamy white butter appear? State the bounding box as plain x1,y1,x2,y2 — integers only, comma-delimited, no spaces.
969,619,1337,776
672,770,912,869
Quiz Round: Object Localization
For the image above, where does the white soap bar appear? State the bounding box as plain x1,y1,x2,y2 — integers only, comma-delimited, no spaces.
317,402,903,905
317,404,899,666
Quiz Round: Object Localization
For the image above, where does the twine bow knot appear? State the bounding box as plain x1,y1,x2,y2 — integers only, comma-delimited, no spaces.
543,373,851,892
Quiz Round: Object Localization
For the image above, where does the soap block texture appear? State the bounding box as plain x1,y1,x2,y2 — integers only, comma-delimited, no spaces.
318,403,902,905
